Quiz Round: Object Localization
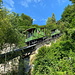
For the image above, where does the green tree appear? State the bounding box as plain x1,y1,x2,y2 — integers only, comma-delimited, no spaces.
46,13,57,30
46,13,56,25
61,4,75,28
20,13,33,26
0,8,12,50
69,0,75,3
52,13,56,23
46,17,52,25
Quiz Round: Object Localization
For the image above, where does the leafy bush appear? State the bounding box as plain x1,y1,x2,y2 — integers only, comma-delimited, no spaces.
32,34,75,75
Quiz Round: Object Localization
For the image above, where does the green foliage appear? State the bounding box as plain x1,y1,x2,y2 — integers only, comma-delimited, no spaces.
32,27,75,75
58,1,75,33
32,39,75,75
20,13,33,26
0,0,2,10
46,13,56,25
9,12,33,33
0,4,34,50
0,8,12,49
69,0,75,3
46,13,57,30
61,4,75,28
8,0,75,74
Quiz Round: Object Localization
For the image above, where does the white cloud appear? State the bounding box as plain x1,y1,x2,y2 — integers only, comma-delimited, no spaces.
21,1,29,7
3,0,14,7
21,0,42,7
57,0,67,5
40,18,47,21
3,0,15,10
33,19,37,22
34,0,41,3
39,2,46,8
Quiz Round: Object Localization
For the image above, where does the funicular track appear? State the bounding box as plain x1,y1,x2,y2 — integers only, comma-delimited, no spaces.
35,34,61,49
0,34,61,64
0,44,36,64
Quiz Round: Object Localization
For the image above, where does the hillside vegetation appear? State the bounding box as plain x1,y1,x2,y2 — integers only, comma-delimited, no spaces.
32,0,75,75
0,0,75,74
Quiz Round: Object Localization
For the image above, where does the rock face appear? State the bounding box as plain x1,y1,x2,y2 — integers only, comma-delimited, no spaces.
29,50,37,75
0,56,20,74
0,44,20,75
0,44,16,54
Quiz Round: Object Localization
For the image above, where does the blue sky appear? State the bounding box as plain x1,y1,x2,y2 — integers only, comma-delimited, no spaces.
3,0,72,25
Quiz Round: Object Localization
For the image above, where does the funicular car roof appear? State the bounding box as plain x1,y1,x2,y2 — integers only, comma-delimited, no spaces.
26,28,36,32
25,27,44,33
